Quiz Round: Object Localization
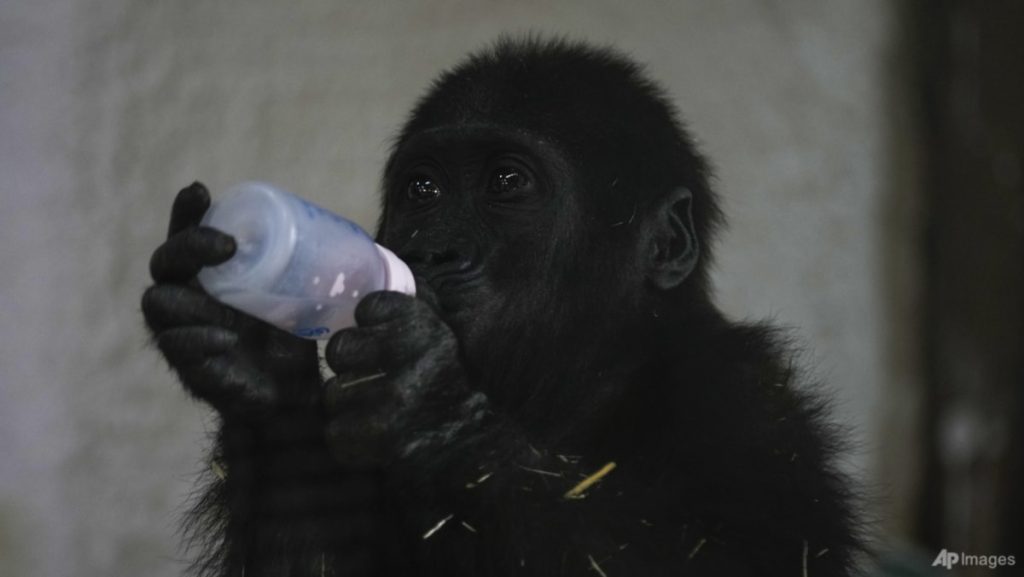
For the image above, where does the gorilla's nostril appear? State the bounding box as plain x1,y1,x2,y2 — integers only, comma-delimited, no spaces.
404,249,456,265
431,249,459,265
434,251,473,273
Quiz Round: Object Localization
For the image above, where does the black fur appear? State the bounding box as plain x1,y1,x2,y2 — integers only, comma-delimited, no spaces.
145,37,863,577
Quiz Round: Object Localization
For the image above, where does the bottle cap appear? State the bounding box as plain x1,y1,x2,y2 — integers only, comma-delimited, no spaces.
198,182,297,295
375,244,416,296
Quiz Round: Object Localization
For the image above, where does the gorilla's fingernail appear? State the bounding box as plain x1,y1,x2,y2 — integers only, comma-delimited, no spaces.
216,235,237,256
210,329,239,349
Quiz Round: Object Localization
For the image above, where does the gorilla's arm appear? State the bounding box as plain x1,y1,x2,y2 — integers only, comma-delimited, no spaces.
144,183,384,577
324,292,738,576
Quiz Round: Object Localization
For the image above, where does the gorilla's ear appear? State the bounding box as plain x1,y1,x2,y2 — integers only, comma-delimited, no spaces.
647,187,700,291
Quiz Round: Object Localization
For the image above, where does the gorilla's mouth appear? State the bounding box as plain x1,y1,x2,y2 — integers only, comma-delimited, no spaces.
428,268,484,295
418,267,488,320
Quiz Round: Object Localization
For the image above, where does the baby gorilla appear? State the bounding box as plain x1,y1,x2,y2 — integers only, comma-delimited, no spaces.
143,38,862,576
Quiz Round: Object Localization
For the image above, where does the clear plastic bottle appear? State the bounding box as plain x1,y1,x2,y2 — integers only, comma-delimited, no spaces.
197,182,415,339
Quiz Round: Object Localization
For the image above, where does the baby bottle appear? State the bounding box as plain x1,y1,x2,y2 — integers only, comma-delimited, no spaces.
196,181,415,339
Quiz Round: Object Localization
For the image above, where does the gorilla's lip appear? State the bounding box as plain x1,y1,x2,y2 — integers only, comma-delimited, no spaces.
418,266,486,300
429,270,483,293
425,272,487,320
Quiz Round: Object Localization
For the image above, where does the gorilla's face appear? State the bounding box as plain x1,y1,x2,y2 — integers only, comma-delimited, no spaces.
378,125,586,348
378,124,658,417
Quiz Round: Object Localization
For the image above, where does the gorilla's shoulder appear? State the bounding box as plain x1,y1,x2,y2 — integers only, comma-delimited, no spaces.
644,318,865,565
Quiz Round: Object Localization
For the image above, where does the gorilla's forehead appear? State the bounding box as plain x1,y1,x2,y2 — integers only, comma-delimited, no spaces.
386,124,574,176
401,97,604,157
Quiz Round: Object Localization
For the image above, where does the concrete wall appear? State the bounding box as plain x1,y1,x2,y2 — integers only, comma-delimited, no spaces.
0,1,920,575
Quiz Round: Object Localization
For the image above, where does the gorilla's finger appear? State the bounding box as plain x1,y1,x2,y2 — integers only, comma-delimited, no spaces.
354,290,423,327
156,326,238,365
150,226,236,283
323,372,391,415
179,355,278,413
324,327,390,374
413,277,442,312
168,182,211,237
142,284,241,332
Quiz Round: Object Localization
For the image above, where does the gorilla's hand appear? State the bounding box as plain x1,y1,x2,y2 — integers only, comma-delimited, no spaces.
323,290,488,469
142,182,320,419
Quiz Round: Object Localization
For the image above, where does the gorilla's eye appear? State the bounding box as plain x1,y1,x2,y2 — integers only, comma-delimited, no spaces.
488,166,530,197
406,176,442,203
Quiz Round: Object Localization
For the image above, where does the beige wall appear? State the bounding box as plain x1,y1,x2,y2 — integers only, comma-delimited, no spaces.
0,1,920,575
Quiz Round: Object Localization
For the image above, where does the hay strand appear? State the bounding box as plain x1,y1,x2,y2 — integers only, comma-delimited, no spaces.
565,462,617,499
